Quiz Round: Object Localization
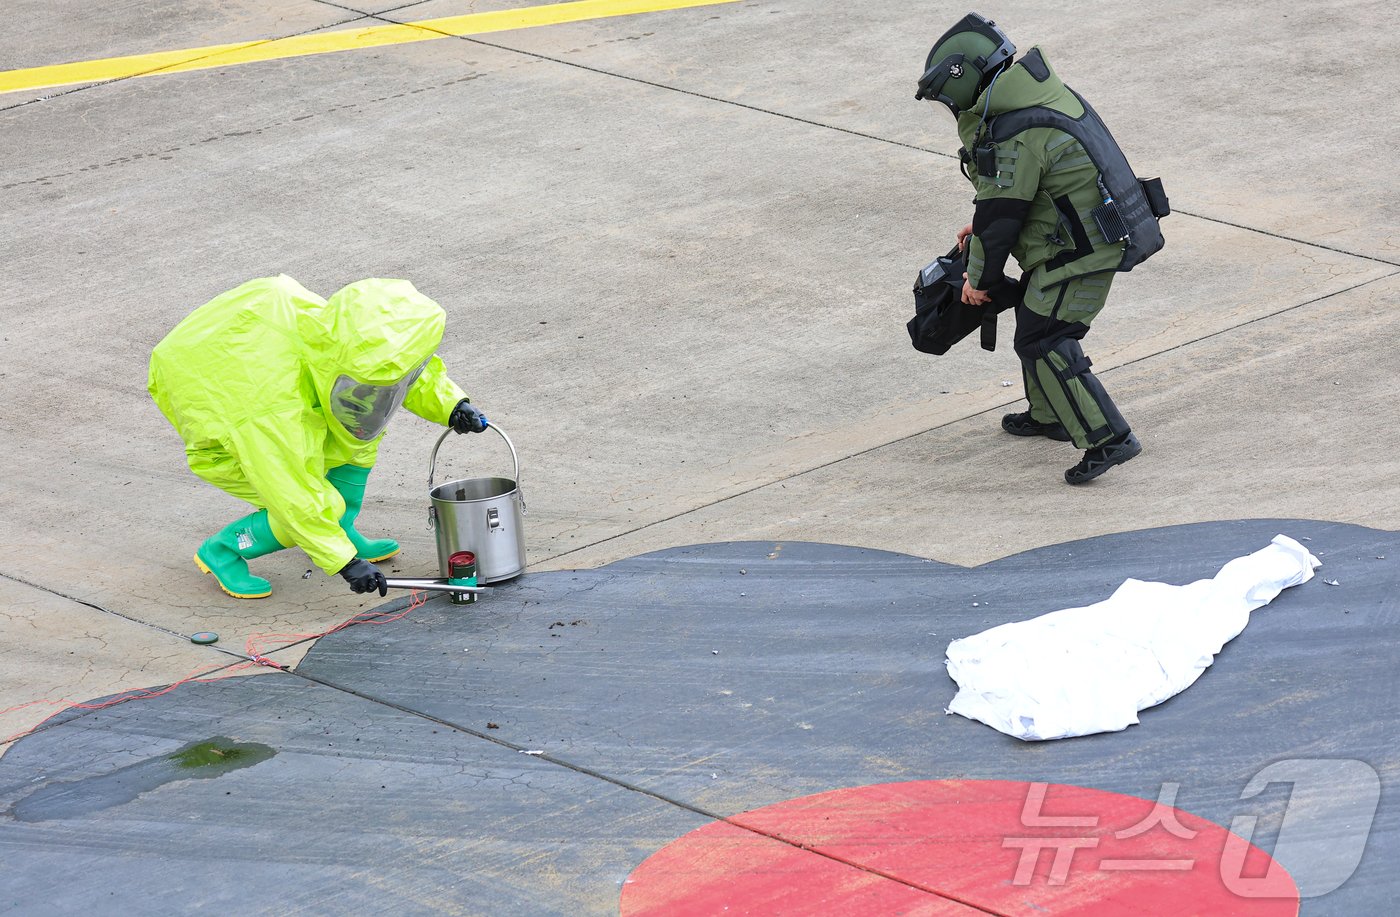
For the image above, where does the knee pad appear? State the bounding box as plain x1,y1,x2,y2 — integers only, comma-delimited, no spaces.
1011,297,1088,363
1048,338,1093,379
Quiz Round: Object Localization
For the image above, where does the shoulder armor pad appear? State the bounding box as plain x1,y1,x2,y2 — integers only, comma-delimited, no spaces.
1020,48,1051,82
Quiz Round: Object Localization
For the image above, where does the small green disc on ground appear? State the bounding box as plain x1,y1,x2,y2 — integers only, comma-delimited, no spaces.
190,632,219,645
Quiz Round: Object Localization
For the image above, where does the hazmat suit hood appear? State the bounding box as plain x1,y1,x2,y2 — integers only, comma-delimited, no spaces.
300,278,448,446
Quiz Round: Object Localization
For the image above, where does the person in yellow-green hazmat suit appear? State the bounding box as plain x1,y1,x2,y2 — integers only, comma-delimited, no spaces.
148,276,489,599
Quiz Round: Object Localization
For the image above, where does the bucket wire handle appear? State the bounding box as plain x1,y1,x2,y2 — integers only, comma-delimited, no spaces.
427,423,525,531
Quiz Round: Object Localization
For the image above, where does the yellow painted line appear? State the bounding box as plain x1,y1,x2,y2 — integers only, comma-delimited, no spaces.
0,0,741,96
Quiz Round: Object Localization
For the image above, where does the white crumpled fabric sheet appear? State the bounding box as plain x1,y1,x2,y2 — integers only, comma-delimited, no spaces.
944,535,1321,741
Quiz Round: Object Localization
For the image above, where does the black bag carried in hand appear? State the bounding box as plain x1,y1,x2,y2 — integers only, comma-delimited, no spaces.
907,245,1020,355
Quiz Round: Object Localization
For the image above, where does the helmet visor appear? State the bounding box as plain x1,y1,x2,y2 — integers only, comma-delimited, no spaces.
328,360,427,442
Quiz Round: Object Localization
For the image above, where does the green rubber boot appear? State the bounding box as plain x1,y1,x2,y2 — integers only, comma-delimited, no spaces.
193,509,288,599
325,464,400,563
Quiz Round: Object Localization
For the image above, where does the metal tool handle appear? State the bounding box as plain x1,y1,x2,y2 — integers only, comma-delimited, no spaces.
384,577,485,595
426,422,526,532
428,422,520,492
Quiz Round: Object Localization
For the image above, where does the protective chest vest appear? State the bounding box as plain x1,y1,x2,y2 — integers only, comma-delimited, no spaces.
989,88,1168,273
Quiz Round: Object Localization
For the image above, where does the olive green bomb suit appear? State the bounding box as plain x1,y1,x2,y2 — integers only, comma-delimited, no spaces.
959,49,1131,450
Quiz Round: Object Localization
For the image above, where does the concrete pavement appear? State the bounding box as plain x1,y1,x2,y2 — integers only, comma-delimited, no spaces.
1,0,1396,911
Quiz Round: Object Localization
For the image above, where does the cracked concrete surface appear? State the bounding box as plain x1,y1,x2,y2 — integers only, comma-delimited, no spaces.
0,575,254,743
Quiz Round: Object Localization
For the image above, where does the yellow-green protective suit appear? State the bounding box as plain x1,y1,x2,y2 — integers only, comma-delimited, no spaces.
148,276,467,576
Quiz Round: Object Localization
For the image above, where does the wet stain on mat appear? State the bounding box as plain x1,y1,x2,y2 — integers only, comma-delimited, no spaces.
7,737,274,822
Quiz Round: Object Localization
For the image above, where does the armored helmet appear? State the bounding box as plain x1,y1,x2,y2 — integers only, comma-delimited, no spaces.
915,12,1016,116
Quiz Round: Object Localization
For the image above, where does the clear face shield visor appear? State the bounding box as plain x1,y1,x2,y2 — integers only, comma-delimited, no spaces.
328,360,427,442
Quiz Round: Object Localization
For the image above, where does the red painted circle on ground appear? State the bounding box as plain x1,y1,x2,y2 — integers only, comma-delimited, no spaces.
621,780,1298,916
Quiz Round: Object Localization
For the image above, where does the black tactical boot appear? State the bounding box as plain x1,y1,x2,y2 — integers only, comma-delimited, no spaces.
1002,412,1072,441
1065,432,1142,484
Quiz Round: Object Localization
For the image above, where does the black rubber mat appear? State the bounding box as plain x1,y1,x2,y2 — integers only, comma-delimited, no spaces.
1,520,1394,914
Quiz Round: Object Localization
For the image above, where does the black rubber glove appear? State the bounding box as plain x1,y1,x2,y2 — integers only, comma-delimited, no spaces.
339,558,387,596
449,399,488,434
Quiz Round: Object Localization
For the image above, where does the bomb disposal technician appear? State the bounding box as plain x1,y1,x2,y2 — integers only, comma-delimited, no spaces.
149,276,489,599
917,13,1168,483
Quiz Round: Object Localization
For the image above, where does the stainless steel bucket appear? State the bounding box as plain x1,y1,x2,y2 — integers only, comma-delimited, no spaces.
427,424,526,584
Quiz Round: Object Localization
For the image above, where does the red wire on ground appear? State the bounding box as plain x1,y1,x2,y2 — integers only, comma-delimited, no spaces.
0,589,429,747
